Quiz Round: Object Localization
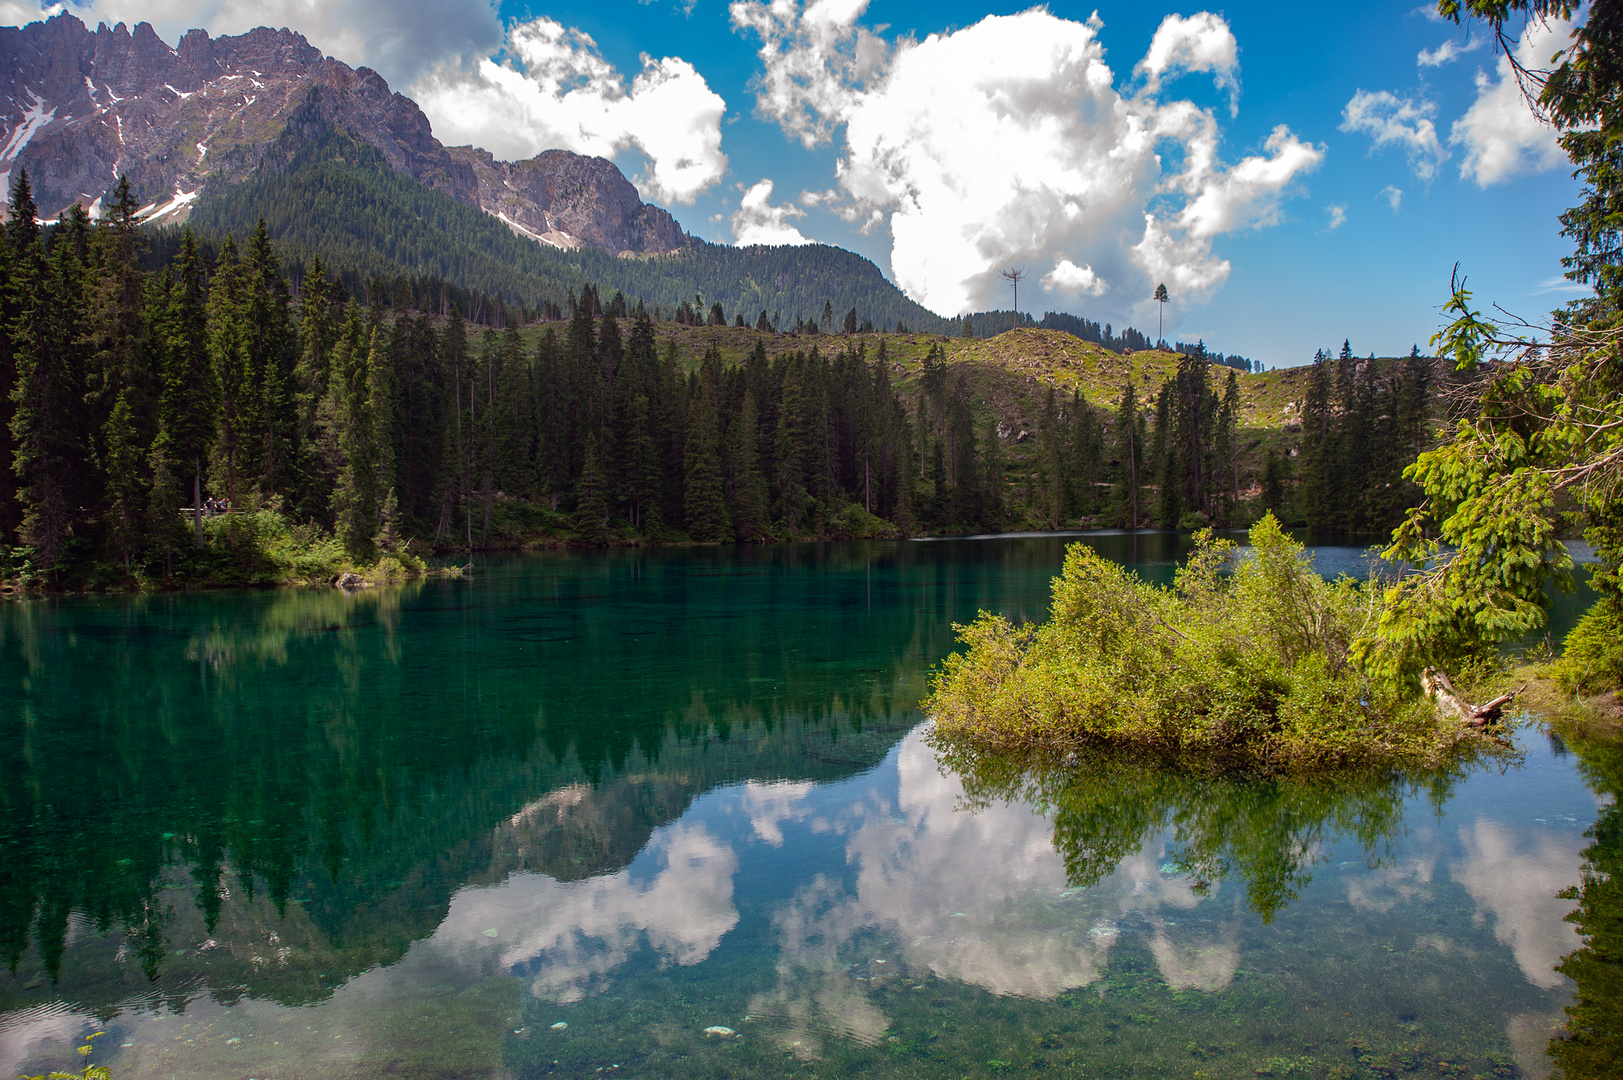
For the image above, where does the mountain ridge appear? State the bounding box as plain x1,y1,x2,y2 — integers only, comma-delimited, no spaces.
0,11,685,257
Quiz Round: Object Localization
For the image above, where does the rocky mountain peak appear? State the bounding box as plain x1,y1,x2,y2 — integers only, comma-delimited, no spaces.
0,12,686,255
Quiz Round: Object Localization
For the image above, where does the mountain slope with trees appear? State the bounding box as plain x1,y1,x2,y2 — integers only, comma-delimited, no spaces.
0,161,1438,593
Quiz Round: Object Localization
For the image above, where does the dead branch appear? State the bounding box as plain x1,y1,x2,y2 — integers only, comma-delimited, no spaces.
1422,667,1526,728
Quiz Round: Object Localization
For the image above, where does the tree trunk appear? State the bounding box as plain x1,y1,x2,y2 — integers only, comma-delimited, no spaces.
1421,668,1524,727
193,461,203,547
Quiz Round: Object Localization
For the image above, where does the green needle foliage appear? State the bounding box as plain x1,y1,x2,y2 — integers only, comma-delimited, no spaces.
927,515,1503,773
1413,1,1623,697
1350,271,1622,695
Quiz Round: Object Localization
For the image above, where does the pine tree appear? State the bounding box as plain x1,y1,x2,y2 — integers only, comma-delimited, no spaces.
981,417,1005,530
10,192,90,569
208,237,253,504
1261,449,1285,517
1112,382,1144,528
85,176,155,569
1172,348,1214,517
1067,390,1102,518
1216,369,1240,523
1155,447,1182,527
731,388,770,540
684,364,729,542
333,317,384,562
1036,387,1065,528
244,219,298,501
292,255,339,521
436,305,470,547
572,435,610,544
151,229,217,548
1298,349,1334,528
775,359,813,531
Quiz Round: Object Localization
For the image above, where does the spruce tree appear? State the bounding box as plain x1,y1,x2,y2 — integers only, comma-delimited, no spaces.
1069,390,1102,518
208,237,253,504
333,318,383,562
1155,447,1182,528
775,359,813,530
244,219,298,501
1261,449,1285,517
1298,349,1334,528
1111,382,1144,529
572,435,610,544
731,388,770,541
152,230,217,548
1172,348,1214,517
684,372,729,542
1216,369,1240,523
85,176,155,569
10,193,89,569
1036,387,1065,528
981,417,1005,530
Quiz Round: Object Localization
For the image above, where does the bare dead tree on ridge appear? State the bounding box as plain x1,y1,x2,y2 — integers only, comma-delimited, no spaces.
1000,268,1026,324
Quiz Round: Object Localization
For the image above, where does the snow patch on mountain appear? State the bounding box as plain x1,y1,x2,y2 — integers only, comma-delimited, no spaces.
2,89,58,162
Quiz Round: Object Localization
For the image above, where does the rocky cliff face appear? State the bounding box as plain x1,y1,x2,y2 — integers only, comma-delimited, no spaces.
0,13,685,254
449,147,685,256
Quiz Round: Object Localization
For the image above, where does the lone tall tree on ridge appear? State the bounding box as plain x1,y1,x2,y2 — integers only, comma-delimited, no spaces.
1154,282,1169,346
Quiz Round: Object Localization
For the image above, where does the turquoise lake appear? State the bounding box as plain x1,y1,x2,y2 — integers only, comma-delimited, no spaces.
0,533,1615,1080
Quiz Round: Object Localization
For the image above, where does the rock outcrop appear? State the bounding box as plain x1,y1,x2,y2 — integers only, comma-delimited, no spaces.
0,12,685,254
448,146,685,255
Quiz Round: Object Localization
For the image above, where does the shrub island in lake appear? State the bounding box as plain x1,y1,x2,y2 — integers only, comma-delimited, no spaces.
926,515,1518,774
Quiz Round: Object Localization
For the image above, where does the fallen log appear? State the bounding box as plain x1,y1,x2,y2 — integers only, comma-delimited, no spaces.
1421,668,1525,727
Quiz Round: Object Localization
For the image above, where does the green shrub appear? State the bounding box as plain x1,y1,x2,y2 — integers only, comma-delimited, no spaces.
926,514,1494,772
1554,597,1623,694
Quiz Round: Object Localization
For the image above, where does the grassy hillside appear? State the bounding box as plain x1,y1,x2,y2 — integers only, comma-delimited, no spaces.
628,322,1439,523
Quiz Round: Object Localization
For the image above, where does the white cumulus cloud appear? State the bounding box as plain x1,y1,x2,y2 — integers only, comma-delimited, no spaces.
1340,89,1447,181
730,3,1321,321
410,17,727,204
1416,38,1480,67
1136,12,1240,114
1044,258,1106,297
1450,17,1572,187
0,2,62,25
74,0,503,91
732,178,811,245
1381,184,1403,210
1326,204,1346,229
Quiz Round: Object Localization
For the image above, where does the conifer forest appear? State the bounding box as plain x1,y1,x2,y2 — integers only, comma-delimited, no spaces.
0,171,1432,589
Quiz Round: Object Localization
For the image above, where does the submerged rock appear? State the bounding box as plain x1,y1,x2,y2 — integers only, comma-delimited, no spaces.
550,1022,568,1031
703,1026,736,1037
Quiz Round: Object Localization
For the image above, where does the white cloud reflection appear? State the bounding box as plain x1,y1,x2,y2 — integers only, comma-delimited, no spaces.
437,820,739,1003
747,729,1241,1055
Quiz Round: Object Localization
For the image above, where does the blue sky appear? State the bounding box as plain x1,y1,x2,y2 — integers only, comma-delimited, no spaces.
24,0,1587,364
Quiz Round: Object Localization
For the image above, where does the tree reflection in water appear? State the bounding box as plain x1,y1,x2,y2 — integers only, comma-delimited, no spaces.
940,742,1493,922
1548,727,1623,1078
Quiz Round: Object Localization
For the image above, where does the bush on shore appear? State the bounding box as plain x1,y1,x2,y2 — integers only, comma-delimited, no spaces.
1,507,432,594
926,515,1504,773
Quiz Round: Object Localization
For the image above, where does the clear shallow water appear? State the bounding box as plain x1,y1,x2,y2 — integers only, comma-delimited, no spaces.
0,534,1614,1080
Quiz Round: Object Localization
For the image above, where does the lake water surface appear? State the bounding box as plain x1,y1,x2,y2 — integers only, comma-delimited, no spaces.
0,533,1615,1080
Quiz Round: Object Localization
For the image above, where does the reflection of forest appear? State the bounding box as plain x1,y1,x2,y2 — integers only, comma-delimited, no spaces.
0,540,1071,1011
1548,730,1623,1078
941,743,1479,922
